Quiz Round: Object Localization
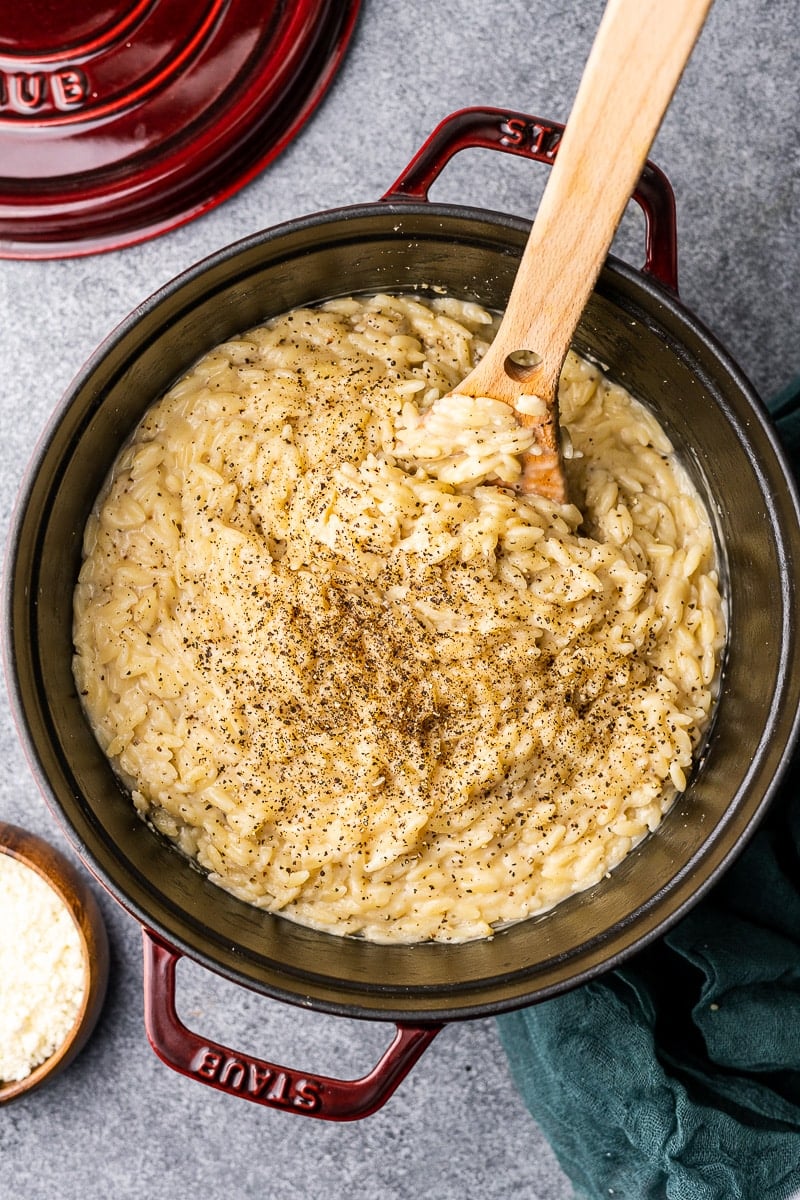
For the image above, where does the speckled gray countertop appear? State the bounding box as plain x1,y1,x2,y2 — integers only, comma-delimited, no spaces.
1,3,798,1198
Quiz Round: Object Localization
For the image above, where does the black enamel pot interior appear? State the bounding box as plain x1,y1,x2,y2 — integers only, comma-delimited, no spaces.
6,197,800,1034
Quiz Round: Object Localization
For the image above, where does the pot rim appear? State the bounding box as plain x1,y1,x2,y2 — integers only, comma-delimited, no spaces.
5,198,800,1024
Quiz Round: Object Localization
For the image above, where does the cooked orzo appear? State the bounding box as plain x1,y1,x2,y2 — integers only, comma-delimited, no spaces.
72,293,725,944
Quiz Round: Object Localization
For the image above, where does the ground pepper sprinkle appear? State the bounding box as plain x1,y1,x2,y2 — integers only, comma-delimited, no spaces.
73,294,724,944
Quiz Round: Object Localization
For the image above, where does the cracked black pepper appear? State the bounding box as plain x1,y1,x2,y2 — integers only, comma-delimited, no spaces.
72,294,725,943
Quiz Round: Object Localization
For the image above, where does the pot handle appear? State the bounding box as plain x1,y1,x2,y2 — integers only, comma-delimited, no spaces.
382,106,678,293
141,929,442,1120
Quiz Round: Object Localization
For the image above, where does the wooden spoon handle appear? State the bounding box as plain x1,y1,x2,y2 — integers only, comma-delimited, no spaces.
462,0,713,408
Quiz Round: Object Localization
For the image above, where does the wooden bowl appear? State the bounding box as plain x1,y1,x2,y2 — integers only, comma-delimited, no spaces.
0,821,109,1103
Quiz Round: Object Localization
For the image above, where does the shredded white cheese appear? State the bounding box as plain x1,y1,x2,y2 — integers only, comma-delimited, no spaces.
0,853,85,1083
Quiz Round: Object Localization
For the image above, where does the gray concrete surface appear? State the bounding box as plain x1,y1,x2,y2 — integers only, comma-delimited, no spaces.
0,2,798,1197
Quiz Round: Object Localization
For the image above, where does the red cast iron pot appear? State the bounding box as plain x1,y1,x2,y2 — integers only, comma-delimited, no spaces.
6,108,800,1120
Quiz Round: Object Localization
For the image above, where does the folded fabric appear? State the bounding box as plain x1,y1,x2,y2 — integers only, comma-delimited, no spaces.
496,378,800,1200
771,377,800,461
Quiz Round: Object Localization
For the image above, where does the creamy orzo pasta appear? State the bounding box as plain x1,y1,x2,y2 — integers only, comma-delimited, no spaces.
73,293,724,943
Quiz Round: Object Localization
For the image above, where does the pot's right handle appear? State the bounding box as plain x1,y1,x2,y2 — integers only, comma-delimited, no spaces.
142,929,442,1121
381,106,678,294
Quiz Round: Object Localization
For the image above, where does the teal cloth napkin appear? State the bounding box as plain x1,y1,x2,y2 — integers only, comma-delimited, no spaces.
496,378,800,1200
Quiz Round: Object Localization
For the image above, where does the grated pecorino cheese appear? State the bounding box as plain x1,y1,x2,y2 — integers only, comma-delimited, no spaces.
0,853,85,1083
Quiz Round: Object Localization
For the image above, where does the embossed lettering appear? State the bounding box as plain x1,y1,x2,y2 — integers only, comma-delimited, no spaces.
51,68,89,110
0,66,89,115
219,1058,247,1088
189,1047,323,1112
247,1064,276,1097
12,72,45,110
499,117,562,160
267,1071,292,1104
194,1049,223,1079
531,123,561,159
293,1078,323,1111
500,117,527,146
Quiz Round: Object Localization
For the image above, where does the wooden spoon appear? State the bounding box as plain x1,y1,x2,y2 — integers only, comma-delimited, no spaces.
453,0,713,502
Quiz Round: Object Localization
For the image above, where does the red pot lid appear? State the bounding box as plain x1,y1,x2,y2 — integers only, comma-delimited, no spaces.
0,0,361,258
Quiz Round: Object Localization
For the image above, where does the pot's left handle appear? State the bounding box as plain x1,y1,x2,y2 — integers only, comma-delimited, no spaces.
142,930,442,1120
382,106,678,293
